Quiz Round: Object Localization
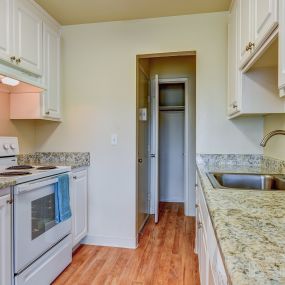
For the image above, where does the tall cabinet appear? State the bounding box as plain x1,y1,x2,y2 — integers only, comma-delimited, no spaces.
279,0,285,96
0,193,12,285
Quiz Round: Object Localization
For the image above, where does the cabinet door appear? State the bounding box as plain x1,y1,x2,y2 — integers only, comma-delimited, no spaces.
279,0,285,96
0,0,13,62
43,23,61,119
252,0,278,49
71,169,88,247
239,0,253,66
199,225,209,285
0,195,12,285
14,0,43,76
228,0,240,115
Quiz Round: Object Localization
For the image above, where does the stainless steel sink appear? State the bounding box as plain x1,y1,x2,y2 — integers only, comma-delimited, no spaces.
207,172,285,191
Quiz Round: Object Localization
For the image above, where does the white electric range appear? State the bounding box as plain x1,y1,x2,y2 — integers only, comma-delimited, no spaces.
0,137,73,285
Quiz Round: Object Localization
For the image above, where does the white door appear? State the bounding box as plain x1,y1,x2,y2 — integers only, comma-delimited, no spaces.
14,0,43,76
43,23,61,119
252,0,278,49
0,0,13,62
151,75,159,223
71,169,88,247
0,194,12,285
239,0,253,66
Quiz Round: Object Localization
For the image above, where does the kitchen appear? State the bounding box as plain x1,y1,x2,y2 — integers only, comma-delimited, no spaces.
0,0,285,284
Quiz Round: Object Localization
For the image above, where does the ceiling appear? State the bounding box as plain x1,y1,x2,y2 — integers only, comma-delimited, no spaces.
35,0,231,25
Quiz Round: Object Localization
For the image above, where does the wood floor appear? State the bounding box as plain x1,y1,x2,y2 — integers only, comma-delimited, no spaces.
53,202,200,285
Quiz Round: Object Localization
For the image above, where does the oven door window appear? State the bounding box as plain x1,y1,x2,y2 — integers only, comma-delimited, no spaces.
32,193,57,240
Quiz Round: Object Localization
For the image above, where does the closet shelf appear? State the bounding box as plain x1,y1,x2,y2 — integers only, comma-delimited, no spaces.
159,106,185,111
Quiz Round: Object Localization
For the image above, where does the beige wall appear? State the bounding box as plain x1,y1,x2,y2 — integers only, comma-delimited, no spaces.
0,87,36,153
264,114,285,159
33,12,264,247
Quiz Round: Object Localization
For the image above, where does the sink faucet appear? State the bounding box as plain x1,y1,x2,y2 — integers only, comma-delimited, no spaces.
260,130,285,147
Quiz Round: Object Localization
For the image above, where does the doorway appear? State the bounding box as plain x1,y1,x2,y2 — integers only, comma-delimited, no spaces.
151,77,190,223
136,53,196,236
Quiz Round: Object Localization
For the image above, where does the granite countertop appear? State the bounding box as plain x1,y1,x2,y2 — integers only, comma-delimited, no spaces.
0,178,16,191
197,155,285,285
18,152,90,169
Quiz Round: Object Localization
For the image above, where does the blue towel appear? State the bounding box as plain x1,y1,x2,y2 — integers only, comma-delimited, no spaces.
55,174,72,223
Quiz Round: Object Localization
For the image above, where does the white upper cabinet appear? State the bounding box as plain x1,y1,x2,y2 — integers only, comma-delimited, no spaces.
228,0,240,115
0,0,13,63
238,0,278,68
279,0,285,96
43,22,61,119
252,0,278,49
228,0,283,118
239,0,253,66
14,0,43,76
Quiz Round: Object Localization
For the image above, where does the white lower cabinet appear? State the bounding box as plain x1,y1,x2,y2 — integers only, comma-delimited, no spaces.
0,193,12,285
196,175,228,285
71,168,88,247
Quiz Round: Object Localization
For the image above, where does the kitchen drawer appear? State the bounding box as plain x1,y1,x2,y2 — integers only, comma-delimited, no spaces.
15,234,72,285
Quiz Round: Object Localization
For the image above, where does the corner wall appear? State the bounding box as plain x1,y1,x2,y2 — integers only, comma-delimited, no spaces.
34,12,264,248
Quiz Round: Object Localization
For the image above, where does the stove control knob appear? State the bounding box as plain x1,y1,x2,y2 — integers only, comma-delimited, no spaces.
10,144,16,150
3,144,9,150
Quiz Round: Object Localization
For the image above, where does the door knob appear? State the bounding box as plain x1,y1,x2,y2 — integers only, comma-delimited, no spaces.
138,158,143,163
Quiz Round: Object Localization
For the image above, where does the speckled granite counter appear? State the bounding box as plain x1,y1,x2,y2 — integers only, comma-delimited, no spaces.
0,178,16,190
18,152,90,169
197,154,285,285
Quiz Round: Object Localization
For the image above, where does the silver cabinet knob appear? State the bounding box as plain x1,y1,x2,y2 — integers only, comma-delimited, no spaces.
73,176,77,180
45,111,50,115
198,222,203,229
10,56,16,62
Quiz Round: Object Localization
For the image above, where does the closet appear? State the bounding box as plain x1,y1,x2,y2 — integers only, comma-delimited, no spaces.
159,83,185,203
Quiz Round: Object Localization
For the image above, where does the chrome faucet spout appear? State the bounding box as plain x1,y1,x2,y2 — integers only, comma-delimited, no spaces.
260,130,285,147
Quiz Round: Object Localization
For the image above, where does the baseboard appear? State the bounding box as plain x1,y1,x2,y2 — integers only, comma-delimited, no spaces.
138,215,150,234
82,234,137,249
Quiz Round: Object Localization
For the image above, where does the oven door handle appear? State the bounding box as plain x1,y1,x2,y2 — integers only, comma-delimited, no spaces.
14,178,59,195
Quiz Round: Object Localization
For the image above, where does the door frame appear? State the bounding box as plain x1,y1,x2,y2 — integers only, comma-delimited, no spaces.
150,77,190,217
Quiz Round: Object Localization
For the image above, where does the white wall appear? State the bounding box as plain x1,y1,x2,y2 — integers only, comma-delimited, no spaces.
34,12,264,248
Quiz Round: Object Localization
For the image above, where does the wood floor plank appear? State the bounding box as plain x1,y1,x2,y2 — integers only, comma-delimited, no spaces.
53,202,200,285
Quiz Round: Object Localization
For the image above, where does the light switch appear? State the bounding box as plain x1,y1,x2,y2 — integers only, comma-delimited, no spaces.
111,134,118,145
139,108,147,121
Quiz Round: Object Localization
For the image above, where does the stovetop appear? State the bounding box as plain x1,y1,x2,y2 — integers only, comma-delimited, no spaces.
0,165,71,184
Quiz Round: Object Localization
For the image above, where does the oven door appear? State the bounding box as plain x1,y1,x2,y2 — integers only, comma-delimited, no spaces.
14,175,72,274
